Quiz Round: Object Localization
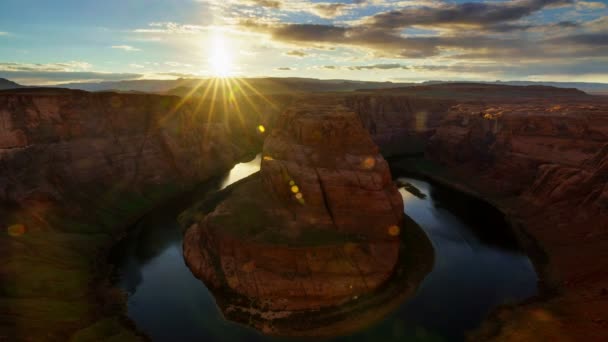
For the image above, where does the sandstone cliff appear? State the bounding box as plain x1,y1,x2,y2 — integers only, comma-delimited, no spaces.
0,88,289,340
344,95,455,156
0,89,286,202
426,101,608,205
182,102,416,336
421,99,608,340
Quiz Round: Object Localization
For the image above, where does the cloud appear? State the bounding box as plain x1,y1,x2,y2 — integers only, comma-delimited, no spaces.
232,0,367,19
111,45,141,52
275,67,293,70
310,3,349,19
585,16,608,32
348,63,409,70
576,1,606,9
0,71,141,85
239,21,440,57
284,50,308,57
0,32,8,36
0,62,141,85
238,0,606,60
164,61,193,67
361,0,574,31
238,0,282,8
0,61,93,72
134,22,207,34
546,32,608,46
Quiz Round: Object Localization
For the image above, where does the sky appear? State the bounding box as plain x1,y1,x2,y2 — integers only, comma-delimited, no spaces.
0,0,607,85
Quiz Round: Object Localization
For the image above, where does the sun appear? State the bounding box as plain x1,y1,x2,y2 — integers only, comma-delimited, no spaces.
208,31,234,78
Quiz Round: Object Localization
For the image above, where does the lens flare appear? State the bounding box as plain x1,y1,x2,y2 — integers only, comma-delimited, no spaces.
361,156,376,170
7,224,26,237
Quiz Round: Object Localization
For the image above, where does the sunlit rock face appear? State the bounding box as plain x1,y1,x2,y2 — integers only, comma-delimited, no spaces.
261,102,405,236
183,214,433,337
183,102,415,336
427,101,608,199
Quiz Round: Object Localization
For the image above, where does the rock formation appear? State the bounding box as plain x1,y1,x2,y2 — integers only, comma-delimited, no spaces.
0,89,286,202
421,99,608,340
0,88,289,339
344,95,455,156
182,102,418,336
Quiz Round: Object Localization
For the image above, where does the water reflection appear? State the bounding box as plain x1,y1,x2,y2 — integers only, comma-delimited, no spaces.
110,159,537,341
220,154,261,189
395,178,537,338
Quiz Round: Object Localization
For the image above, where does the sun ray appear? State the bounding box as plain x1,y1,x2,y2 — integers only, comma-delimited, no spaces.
225,77,246,130
232,77,278,110
157,79,208,127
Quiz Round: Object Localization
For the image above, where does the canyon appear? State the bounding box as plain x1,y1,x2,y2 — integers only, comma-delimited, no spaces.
0,83,607,340
181,102,426,336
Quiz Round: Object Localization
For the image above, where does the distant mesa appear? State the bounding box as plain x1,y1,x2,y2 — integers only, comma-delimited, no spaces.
182,101,432,336
358,82,589,98
0,78,25,90
3,76,608,95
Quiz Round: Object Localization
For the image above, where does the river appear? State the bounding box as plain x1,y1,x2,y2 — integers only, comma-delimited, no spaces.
110,156,537,341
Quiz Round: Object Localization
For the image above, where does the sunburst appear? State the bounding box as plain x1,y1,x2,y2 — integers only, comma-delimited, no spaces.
208,30,234,78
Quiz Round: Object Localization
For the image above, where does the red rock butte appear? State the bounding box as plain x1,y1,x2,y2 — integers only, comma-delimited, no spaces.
182,103,415,335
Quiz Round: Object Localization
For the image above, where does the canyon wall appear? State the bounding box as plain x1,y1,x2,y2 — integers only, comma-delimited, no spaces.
0,89,288,202
0,89,290,340
422,99,608,340
344,95,455,156
426,101,608,209
1,86,607,340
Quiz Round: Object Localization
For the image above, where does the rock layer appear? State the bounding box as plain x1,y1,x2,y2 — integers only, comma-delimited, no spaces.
422,98,608,340
0,89,284,202
183,102,408,335
261,102,405,235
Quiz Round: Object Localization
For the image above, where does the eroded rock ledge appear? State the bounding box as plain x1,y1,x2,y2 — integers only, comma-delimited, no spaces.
182,102,427,336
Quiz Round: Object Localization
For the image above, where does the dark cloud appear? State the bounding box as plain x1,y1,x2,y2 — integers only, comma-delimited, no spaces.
364,0,574,30
547,32,608,46
241,20,529,58
239,0,282,9
239,0,606,60
268,23,348,42
276,67,293,70
241,21,435,57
